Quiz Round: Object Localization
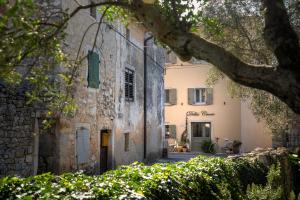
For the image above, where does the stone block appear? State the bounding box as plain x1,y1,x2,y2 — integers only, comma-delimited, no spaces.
25,155,33,163
5,159,15,164
15,149,25,158
27,146,33,154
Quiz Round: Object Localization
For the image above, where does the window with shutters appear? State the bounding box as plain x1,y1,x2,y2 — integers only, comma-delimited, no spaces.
90,0,96,19
124,132,129,152
88,51,100,88
188,88,213,105
165,125,176,139
125,68,134,101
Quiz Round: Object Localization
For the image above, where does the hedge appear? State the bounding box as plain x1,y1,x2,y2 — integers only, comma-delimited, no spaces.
0,155,275,200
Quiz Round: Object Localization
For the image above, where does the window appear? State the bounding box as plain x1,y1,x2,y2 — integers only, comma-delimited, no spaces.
165,89,177,105
88,51,100,88
124,133,129,152
90,0,97,19
195,88,206,104
125,68,134,101
191,122,211,138
188,88,213,105
165,125,176,139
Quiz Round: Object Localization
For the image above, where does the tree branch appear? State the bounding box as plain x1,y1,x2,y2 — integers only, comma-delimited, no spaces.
262,0,300,70
126,0,300,113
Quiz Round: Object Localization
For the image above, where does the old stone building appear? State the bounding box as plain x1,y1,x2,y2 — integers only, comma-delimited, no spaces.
0,0,164,177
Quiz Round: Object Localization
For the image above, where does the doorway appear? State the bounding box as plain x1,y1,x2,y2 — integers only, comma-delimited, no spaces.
190,122,211,151
100,130,110,173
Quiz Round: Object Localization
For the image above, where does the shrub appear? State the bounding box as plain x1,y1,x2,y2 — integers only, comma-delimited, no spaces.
0,154,290,200
246,164,283,200
201,140,215,153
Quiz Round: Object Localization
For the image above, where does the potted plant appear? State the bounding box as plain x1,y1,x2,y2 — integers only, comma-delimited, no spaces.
180,130,190,152
201,140,215,153
182,144,188,152
232,140,242,154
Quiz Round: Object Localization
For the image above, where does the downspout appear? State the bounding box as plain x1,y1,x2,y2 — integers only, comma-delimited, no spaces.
144,34,153,159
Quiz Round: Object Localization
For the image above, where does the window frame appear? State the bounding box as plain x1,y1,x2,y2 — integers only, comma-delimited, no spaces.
125,67,135,102
191,122,211,138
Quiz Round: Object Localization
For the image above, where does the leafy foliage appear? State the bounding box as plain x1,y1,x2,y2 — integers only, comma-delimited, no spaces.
0,0,77,126
0,155,278,199
246,164,283,200
202,0,300,135
206,67,291,135
201,140,215,153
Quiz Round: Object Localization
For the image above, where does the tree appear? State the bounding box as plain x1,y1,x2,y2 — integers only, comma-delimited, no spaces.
105,0,300,114
201,0,296,135
1,0,300,117
0,1,77,125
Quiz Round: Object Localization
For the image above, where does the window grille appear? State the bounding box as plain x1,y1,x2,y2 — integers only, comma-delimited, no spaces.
125,68,134,101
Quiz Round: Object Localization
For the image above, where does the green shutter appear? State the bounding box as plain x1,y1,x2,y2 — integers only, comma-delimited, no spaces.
88,51,100,88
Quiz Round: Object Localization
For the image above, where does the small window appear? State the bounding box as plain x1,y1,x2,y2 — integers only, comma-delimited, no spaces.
124,133,129,152
191,122,211,138
165,125,176,139
88,51,100,88
125,68,135,101
90,0,97,19
195,88,206,104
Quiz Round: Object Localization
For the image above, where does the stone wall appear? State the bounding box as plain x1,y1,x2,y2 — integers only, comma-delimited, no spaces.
0,0,165,176
0,84,35,177
230,147,297,198
145,37,165,161
55,0,164,173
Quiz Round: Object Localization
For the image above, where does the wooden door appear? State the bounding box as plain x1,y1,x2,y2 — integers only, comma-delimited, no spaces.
100,131,109,173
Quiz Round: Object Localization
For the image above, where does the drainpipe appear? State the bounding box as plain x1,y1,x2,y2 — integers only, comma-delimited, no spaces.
144,34,153,159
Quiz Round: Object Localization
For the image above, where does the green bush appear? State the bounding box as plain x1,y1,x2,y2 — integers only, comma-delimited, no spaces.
246,164,283,200
201,140,215,153
0,156,284,200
